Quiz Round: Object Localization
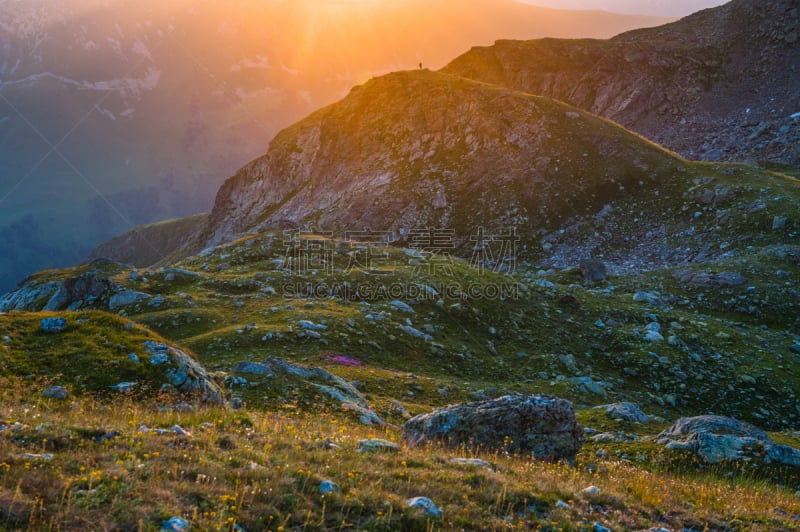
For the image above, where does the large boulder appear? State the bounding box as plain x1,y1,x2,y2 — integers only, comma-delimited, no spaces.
402,394,584,461
0,272,115,312
657,415,800,465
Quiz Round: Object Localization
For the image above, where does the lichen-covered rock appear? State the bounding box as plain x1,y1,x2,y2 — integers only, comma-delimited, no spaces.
595,402,650,423
0,272,115,312
403,394,584,461
148,342,223,404
657,415,800,465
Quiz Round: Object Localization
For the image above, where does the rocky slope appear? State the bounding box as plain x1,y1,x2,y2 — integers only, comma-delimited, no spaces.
187,68,798,277
442,0,800,169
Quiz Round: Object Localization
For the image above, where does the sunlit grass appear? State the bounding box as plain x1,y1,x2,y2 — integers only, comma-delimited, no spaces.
1,378,798,531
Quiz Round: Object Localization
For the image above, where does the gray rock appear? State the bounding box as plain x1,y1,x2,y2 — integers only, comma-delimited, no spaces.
390,399,412,419
580,259,607,283
234,361,274,376
319,480,342,495
660,415,769,441
42,386,69,399
403,394,584,461
633,291,661,304
358,439,400,453
766,445,800,466
161,517,190,531
143,341,223,403
110,382,136,393
17,453,54,461
581,486,601,496
773,216,788,230
450,458,493,469
127,353,140,364
406,497,443,519
644,330,664,342
657,415,800,465
260,357,383,424
595,402,649,423
297,320,327,331
674,270,747,288
391,300,416,313
109,290,151,311
229,397,243,410
339,400,385,426
398,325,433,341
41,317,68,333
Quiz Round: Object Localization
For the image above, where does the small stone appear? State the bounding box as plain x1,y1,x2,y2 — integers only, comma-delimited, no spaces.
357,439,400,453
2,335,10,344
229,397,243,410
42,386,69,399
127,353,140,364
319,480,342,495
406,497,443,518
595,402,649,423
633,291,660,305
171,425,192,437
581,486,601,497
555,500,571,509
644,330,664,342
592,433,615,443
593,523,612,532
161,517,190,531
110,382,136,393
450,458,493,469
390,300,416,314
40,317,67,333
17,453,54,461
298,320,327,331
773,216,788,230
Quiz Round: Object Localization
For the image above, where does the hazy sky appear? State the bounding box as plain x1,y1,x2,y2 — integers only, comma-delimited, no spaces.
518,0,728,17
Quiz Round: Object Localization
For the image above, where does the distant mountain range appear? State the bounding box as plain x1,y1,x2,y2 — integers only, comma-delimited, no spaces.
0,0,669,291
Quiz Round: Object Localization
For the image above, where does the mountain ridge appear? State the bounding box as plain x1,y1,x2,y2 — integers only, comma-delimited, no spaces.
442,0,800,168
